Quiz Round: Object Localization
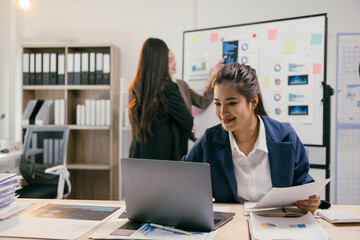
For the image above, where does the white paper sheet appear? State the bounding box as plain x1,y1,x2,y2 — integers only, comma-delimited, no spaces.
249,212,330,240
252,178,331,209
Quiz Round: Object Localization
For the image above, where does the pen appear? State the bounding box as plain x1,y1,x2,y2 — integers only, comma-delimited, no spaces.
149,223,192,236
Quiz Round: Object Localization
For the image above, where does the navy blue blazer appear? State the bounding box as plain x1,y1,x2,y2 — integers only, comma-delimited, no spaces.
182,116,314,203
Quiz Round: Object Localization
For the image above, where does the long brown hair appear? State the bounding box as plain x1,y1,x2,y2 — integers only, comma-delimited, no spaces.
212,63,268,116
128,38,172,142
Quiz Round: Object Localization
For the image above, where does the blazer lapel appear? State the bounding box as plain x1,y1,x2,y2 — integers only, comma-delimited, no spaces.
262,116,294,187
213,126,238,201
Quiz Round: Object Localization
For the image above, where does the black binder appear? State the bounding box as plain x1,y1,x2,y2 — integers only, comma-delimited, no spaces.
81,52,89,85
74,53,81,85
57,53,65,85
89,52,96,85
35,53,42,85
103,53,110,85
95,52,103,84
23,53,30,85
49,53,57,85
42,53,50,85
67,53,74,85
29,53,35,85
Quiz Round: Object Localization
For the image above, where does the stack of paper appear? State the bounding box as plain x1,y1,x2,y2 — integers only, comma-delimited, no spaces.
0,173,30,219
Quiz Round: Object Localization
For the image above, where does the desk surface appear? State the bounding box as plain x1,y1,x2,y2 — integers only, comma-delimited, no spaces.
1,199,360,240
0,150,22,162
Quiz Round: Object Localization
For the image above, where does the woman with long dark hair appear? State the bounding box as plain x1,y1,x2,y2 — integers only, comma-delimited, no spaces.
183,63,322,213
128,38,193,160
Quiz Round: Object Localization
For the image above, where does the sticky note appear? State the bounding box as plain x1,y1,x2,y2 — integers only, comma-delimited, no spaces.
285,42,296,53
313,63,321,75
268,29,278,40
311,33,322,45
210,33,218,42
192,34,200,44
263,76,270,87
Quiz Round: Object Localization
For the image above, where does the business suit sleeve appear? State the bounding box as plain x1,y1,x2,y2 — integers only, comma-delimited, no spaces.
181,79,214,110
182,134,205,163
165,82,193,132
290,126,314,185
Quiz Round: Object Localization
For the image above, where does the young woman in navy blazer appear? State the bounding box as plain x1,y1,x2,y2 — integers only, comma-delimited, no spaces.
182,63,321,213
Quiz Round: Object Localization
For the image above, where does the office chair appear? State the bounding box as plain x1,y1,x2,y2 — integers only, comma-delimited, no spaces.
16,126,71,199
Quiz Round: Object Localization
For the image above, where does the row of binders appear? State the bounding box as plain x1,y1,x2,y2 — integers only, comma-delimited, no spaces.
22,52,111,86
23,52,65,85
22,99,65,126
68,52,110,85
76,99,111,126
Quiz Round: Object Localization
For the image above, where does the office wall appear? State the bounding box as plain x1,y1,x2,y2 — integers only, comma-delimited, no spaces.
0,0,359,201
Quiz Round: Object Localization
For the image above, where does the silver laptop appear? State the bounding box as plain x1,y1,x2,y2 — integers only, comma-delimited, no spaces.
121,158,235,231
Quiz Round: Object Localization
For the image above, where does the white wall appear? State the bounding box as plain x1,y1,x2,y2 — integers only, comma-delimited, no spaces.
0,0,359,201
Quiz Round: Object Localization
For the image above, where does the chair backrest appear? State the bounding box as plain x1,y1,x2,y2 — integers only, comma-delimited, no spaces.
20,126,69,185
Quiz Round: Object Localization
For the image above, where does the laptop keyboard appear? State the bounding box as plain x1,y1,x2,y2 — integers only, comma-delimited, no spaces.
214,218,221,225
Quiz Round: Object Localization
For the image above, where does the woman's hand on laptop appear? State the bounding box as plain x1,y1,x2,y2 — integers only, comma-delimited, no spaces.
293,195,321,214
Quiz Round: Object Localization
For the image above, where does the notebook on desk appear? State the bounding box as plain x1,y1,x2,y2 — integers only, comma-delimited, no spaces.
121,158,235,232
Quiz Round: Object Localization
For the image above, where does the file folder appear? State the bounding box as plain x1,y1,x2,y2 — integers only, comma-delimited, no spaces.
22,100,37,126
103,54,110,84
81,52,89,85
95,99,101,126
29,53,35,85
105,99,111,126
42,53,50,85
85,99,91,126
50,53,57,85
95,53,103,84
74,53,81,85
59,99,65,125
23,53,30,85
57,54,65,85
29,100,45,125
35,53,42,85
67,53,74,85
89,52,96,85
35,99,54,125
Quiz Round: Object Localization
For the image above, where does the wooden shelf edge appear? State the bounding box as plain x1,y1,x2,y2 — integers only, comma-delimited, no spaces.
67,163,110,170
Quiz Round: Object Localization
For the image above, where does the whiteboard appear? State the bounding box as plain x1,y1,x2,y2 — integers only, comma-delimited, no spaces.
182,14,327,146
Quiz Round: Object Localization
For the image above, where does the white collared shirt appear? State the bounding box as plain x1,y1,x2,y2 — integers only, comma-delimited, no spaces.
229,117,273,202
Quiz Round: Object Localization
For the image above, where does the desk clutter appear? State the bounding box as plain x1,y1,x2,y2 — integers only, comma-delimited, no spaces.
0,174,30,219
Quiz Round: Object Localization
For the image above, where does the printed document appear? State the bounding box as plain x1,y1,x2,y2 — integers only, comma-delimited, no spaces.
251,178,331,209
249,212,330,240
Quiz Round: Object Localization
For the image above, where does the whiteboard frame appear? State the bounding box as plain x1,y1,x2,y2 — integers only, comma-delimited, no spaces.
182,14,328,147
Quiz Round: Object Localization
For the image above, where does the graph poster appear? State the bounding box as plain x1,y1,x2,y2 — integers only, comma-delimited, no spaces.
183,15,326,145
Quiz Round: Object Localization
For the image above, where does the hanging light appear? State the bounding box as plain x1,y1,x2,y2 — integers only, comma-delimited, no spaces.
19,0,31,9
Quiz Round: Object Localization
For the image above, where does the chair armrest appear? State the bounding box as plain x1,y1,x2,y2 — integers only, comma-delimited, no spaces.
44,165,71,199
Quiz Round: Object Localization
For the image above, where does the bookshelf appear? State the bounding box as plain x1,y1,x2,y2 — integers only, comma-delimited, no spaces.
21,44,120,200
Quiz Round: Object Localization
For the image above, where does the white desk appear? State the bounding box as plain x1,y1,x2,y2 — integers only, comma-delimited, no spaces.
0,150,22,173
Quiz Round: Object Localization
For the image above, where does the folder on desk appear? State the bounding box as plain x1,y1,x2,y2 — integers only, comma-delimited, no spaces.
89,52,96,85
67,53,74,85
81,52,89,85
103,53,110,84
29,53,35,85
22,100,37,126
42,53,50,85
95,52,103,84
57,54,65,85
35,99,54,125
23,53,30,85
35,53,42,85
50,53,57,85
